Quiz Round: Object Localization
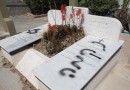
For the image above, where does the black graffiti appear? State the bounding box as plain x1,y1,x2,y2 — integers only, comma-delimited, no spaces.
59,68,76,78
59,41,103,78
80,48,101,59
80,49,96,55
27,29,40,34
71,55,83,70
91,39,106,51
89,53,101,59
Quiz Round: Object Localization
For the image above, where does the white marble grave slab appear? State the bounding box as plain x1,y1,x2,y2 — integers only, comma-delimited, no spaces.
48,7,89,25
16,49,49,89
66,6,89,25
0,24,48,55
66,6,89,15
83,15,122,42
33,35,124,90
48,10,62,25
48,10,122,42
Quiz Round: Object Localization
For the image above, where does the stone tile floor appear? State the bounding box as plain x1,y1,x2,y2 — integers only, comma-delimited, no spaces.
95,34,130,90
0,15,130,90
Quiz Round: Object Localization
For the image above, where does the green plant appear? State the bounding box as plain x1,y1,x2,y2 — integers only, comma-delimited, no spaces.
23,0,48,14
23,0,69,15
128,16,130,24
79,0,119,16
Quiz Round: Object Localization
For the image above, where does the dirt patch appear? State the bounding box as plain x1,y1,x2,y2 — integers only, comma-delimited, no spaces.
2,58,36,90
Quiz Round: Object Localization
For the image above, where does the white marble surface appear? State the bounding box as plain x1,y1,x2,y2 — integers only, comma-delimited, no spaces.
48,10,62,25
66,6,89,25
48,6,89,26
48,9,122,42
16,49,49,89
33,35,124,90
83,15,122,42
0,24,48,54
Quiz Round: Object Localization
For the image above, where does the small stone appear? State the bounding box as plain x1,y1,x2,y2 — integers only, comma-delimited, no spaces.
20,76,27,83
2,63,12,68
10,67,17,73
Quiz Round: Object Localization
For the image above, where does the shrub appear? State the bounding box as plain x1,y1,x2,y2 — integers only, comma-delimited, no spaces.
79,0,119,16
23,0,69,15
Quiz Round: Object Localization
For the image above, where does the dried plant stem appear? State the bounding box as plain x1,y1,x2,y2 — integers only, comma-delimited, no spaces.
54,0,57,9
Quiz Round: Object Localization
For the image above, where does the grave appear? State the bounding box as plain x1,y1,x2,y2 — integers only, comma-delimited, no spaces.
33,9,124,90
0,24,48,64
33,35,123,90
0,6,124,90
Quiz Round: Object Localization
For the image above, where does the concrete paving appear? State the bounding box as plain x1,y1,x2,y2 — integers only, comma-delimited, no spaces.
0,15,47,34
0,15,47,90
95,34,130,90
0,51,23,90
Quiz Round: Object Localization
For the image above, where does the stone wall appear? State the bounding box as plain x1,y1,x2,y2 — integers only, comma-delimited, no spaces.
6,0,30,16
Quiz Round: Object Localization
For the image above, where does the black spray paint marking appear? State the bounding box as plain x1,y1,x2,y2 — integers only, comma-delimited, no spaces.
80,49,96,55
89,53,101,59
71,55,83,70
27,29,40,34
91,39,106,51
59,68,76,78
80,48,101,59
59,47,102,78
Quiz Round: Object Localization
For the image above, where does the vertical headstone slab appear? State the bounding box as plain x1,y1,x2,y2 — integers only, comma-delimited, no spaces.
48,7,89,26
66,6,89,26
48,10,62,25
66,6,89,18
83,15,122,42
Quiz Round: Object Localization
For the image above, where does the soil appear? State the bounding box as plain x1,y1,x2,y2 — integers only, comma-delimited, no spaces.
33,25,85,57
2,58,37,90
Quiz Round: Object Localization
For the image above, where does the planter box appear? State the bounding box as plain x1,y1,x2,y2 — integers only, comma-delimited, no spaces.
0,7,124,90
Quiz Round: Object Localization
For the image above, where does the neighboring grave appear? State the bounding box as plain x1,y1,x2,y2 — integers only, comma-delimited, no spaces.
0,24,48,63
0,24,48,55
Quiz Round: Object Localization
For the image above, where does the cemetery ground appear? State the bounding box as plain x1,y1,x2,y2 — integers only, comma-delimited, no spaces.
0,14,47,39
0,14,130,90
